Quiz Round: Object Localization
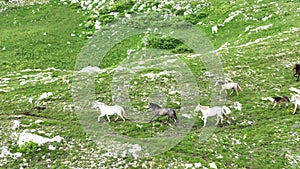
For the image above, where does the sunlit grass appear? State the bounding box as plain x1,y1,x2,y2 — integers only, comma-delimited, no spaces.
0,0,299,168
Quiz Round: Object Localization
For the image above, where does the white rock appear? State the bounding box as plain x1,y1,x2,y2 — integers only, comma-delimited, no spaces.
209,162,218,169
194,162,202,168
12,120,21,130
17,132,64,146
0,146,10,157
38,92,53,100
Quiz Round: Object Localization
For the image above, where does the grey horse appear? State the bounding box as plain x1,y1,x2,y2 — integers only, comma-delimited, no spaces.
147,103,178,126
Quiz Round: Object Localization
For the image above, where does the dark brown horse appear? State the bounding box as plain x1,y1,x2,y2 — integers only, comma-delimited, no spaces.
271,96,289,109
293,64,300,81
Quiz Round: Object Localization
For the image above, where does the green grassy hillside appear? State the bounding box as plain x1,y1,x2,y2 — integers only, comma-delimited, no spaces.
0,0,299,168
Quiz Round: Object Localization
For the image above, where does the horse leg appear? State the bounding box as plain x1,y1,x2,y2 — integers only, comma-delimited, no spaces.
173,117,177,123
271,102,277,109
235,87,239,96
106,115,111,122
116,115,126,122
229,89,234,95
98,114,105,122
223,113,229,120
223,113,230,124
297,75,299,82
220,115,224,125
216,116,220,126
219,89,223,95
173,119,177,126
149,114,158,123
203,117,207,127
120,114,126,122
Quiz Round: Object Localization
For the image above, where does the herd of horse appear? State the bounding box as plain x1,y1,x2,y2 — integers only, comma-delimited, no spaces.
93,64,300,127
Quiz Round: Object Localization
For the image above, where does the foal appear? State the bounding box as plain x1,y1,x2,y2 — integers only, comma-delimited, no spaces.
293,64,300,81
271,96,290,109
215,81,242,96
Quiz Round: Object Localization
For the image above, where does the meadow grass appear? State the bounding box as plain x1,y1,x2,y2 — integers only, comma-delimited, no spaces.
0,0,300,168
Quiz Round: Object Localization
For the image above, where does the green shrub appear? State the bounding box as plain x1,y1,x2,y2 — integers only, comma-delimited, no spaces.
171,44,194,54
100,14,115,25
18,141,40,154
146,34,183,50
110,0,135,12
185,11,208,24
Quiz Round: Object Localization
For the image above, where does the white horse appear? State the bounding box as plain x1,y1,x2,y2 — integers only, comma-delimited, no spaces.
194,104,231,127
92,101,127,122
215,81,242,96
290,94,300,115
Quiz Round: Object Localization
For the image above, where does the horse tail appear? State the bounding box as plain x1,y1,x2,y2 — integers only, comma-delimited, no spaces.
172,110,179,123
222,106,231,115
237,84,242,91
122,109,127,119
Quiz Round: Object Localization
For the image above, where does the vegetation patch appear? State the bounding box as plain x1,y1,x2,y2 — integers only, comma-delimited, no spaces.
0,0,299,168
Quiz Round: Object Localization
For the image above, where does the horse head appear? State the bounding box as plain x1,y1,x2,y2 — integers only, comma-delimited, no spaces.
146,103,153,110
92,101,105,109
146,103,161,110
194,104,209,112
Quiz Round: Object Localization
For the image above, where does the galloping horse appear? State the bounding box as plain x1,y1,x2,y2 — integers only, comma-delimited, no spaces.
215,81,242,96
271,96,290,109
92,101,127,122
147,103,178,126
194,104,231,127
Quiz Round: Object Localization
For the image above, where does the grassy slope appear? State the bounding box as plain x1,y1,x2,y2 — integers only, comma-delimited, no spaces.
0,0,300,168
0,1,86,74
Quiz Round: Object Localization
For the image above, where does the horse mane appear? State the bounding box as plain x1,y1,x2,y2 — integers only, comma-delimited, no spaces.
214,81,224,87
150,103,162,109
199,105,210,110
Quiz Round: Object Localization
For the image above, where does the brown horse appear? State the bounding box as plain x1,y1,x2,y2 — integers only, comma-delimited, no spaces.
293,64,300,81
271,96,289,109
